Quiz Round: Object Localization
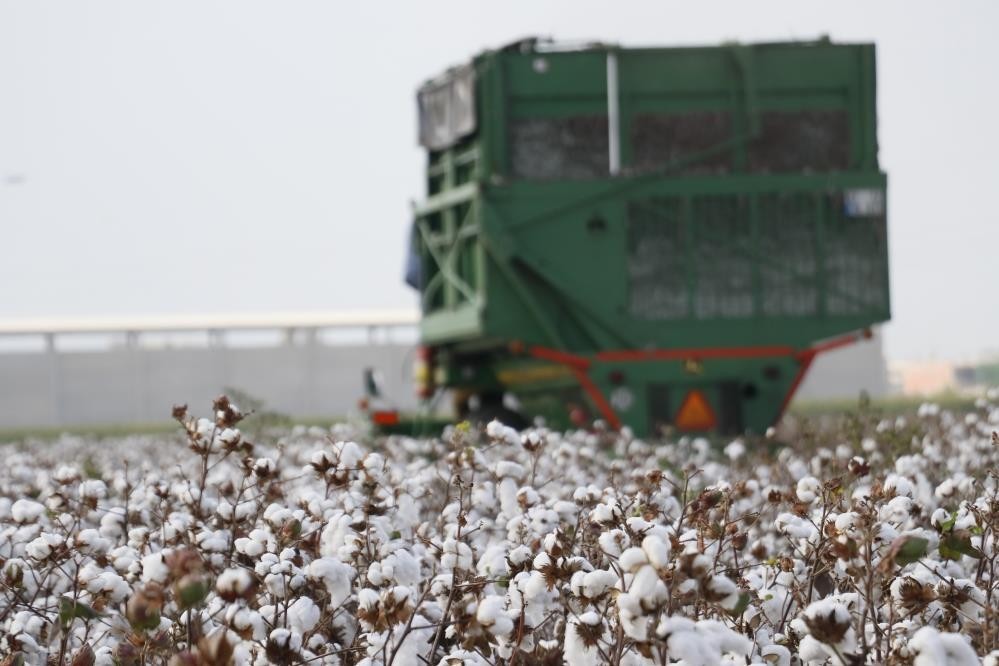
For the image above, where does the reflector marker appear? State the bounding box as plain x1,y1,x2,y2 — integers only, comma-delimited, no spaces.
675,390,716,431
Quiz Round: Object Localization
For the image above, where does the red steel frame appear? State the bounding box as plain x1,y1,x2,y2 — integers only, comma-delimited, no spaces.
524,330,869,432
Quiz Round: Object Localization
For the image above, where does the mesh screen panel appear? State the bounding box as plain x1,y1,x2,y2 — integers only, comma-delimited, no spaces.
691,196,754,319
509,116,609,180
631,112,733,175
748,110,850,173
627,198,688,319
758,194,819,316
825,193,888,315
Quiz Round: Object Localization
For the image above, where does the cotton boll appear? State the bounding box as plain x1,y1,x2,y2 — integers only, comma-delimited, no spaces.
910,627,979,666
884,474,915,498
590,500,620,525
724,440,746,461
475,595,513,637
577,569,619,600
641,535,670,570
307,557,354,607
598,529,628,557
796,476,821,503
629,565,667,610
619,547,648,573
79,479,108,500
11,499,45,524
616,592,648,641
761,645,791,666
287,597,321,632
216,568,255,600
564,612,608,666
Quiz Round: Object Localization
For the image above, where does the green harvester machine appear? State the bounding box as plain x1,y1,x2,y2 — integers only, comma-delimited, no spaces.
403,37,889,437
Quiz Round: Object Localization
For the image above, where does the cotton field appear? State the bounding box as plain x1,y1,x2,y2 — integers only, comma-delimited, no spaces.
1,395,999,666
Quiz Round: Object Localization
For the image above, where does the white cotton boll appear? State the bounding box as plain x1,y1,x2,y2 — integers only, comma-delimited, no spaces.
798,635,830,664
616,592,648,641
577,569,619,599
552,500,578,521
598,529,627,557
641,535,670,570
79,479,108,500
910,627,980,666
590,500,620,525
441,539,473,571
707,574,738,602
218,428,240,445
934,478,959,500
884,474,915,498
195,418,217,448
268,628,303,654
287,597,321,632
796,476,821,503
367,561,386,586
217,568,254,597
309,449,335,469
619,547,648,573
775,513,817,541
507,545,532,568
834,512,862,536
384,549,421,587
495,461,525,480
572,485,603,505
307,557,355,607
11,499,45,523
234,537,265,558
724,440,746,461
517,486,540,509
476,595,513,637
564,612,607,666
880,496,914,524
497,477,520,518
761,645,791,666
99,511,125,539
335,441,364,469
53,465,81,483
75,528,112,555
26,533,62,560
265,572,290,598
485,419,520,445
630,565,667,608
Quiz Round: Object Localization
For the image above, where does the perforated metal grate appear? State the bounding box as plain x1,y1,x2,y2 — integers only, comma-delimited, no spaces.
509,116,609,180
748,110,850,173
631,112,733,175
627,190,886,322
691,196,754,319
758,194,819,316
824,193,888,315
627,198,688,319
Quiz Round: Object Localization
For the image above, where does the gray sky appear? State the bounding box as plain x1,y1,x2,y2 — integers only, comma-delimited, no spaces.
1,1,996,361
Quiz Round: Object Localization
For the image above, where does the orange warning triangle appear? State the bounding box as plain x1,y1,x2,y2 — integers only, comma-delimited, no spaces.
675,389,716,431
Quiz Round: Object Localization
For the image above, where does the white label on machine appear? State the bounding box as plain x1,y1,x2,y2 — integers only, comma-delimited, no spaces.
844,189,885,217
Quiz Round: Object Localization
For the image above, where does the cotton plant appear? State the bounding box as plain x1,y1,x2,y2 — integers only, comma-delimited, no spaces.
1,394,999,664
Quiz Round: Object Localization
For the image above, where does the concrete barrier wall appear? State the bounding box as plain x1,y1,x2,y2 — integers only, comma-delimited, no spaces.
0,327,888,430
0,343,417,428
795,329,890,402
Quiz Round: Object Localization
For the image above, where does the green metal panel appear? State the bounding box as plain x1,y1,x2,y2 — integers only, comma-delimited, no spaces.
412,38,889,435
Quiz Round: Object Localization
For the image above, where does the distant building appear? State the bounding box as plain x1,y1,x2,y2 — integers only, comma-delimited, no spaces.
795,326,890,402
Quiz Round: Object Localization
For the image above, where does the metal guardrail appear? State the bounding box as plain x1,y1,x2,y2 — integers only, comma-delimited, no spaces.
0,309,421,351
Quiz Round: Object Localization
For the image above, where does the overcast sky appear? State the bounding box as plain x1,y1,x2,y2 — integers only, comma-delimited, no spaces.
1,1,996,361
